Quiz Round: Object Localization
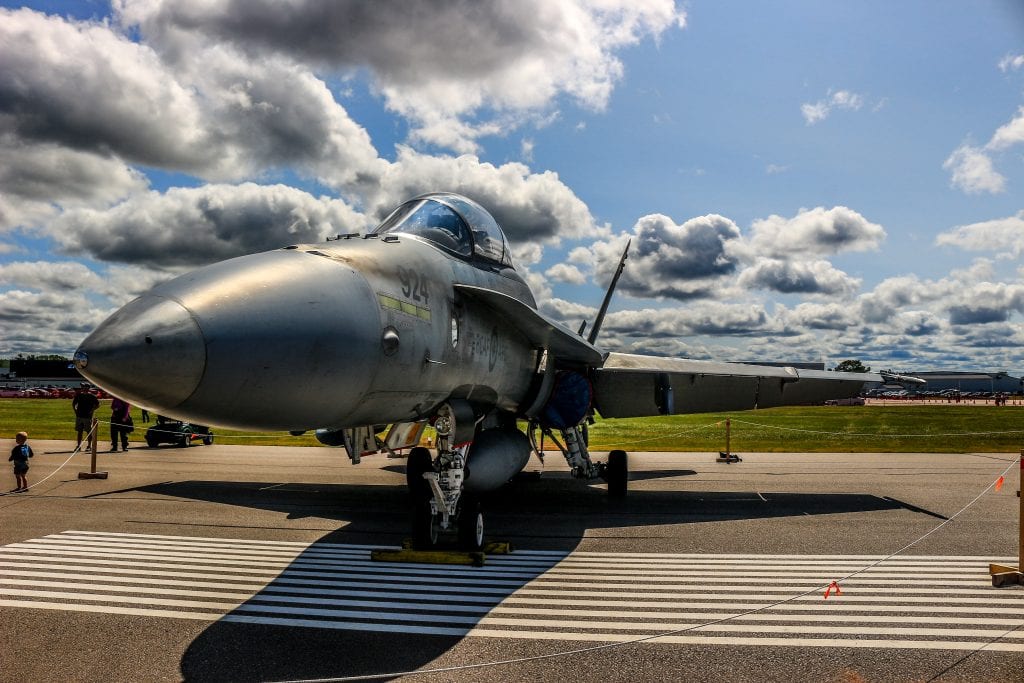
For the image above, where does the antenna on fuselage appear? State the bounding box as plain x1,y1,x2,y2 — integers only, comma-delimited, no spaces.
586,239,630,346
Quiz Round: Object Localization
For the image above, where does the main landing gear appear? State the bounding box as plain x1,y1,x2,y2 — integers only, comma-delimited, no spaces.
533,423,629,499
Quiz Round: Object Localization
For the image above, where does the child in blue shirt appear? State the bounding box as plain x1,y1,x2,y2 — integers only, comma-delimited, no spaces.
9,431,33,492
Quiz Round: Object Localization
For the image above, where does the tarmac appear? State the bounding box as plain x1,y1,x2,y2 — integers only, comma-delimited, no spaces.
0,439,1021,682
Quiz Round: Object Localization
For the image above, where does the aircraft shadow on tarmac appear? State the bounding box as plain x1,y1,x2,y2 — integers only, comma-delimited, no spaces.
131,474,948,681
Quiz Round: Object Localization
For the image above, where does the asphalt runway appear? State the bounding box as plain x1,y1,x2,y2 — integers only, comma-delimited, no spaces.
0,439,1022,682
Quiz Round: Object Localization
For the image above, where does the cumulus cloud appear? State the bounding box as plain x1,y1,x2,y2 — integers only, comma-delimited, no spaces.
603,303,769,339
801,89,864,125
593,214,742,300
546,263,587,285
936,212,1024,258
115,0,687,153
781,302,858,331
0,8,386,194
747,206,885,257
0,140,149,230
999,54,1024,72
944,107,1024,195
50,183,367,267
987,106,1024,152
738,258,860,297
945,282,1024,326
0,288,112,355
943,144,1007,194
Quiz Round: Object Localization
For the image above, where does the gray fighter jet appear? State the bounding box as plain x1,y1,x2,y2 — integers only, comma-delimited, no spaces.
74,192,914,549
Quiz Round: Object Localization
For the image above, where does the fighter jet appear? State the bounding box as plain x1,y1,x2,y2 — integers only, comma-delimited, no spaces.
74,192,914,549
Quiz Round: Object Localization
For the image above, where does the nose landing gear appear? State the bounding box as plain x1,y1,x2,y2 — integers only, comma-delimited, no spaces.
407,404,483,551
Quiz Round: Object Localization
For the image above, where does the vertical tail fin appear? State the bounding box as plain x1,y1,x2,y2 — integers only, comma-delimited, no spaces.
587,239,630,346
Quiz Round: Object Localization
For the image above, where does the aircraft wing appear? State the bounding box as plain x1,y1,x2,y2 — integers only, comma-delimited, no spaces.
592,352,885,418
453,284,605,365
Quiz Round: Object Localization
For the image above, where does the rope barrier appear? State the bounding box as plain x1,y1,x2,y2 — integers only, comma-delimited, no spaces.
623,420,722,444
728,417,1024,438
272,454,1023,683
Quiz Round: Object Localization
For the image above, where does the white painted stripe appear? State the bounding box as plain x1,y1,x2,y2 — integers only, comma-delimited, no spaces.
526,576,995,587
0,580,512,605
30,537,559,568
562,551,1019,561
0,588,240,610
0,560,532,588
0,599,223,621
513,585,1011,598
59,530,568,557
472,616,1024,639
0,548,551,579
0,569,525,596
493,602,1024,615
460,629,1024,652
503,594,1024,607
485,611,1024,627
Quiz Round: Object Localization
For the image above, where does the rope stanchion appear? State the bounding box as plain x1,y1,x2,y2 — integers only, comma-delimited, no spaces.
78,417,108,479
989,450,1023,586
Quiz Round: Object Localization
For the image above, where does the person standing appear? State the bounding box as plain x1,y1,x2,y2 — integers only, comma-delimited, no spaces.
110,396,133,452
9,431,33,492
72,384,100,449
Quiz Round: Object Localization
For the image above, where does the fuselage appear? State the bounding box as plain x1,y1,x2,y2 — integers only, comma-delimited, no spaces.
75,197,542,431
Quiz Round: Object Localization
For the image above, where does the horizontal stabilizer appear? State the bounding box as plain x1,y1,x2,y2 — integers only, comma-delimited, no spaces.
593,353,883,418
454,284,605,365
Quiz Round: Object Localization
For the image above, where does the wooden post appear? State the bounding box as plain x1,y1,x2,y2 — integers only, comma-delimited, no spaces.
78,417,109,480
989,450,1023,586
717,418,741,463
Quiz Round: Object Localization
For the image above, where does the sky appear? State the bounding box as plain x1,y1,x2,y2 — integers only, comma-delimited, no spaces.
1,1,1023,372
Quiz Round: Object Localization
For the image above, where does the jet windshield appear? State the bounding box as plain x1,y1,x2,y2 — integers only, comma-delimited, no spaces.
373,193,512,266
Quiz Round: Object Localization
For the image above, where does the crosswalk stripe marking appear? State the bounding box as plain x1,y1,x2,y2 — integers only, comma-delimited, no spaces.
4,531,1022,652
0,568,1006,598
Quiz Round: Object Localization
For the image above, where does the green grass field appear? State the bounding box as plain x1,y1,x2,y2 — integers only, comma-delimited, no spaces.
2,398,1022,452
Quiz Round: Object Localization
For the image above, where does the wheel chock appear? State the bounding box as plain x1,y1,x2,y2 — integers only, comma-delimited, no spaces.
371,548,486,567
399,539,514,554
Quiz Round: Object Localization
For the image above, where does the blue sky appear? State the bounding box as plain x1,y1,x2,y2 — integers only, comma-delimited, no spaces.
1,1,1023,371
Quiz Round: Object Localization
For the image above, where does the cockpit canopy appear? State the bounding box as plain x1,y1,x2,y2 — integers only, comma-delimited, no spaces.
372,193,513,267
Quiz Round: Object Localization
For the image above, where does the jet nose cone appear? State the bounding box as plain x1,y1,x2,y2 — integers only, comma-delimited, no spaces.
75,295,206,409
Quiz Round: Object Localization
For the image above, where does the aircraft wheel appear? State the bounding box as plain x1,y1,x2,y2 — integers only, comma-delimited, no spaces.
406,446,433,498
607,450,628,498
411,500,439,549
179,433,191,448
457,496,484,551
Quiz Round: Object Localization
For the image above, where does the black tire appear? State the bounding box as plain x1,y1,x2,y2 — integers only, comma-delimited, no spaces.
411,499,438,549
203,435,214,446
607,450,628,498
146,438,158,448
179,431,191,448
406,446,433,498
457,496,484,551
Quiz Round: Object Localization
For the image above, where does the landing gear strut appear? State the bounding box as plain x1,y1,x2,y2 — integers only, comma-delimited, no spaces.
407,403,482,550
536,422,629,498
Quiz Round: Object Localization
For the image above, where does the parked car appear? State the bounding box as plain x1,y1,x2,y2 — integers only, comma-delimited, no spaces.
145,416,214,448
